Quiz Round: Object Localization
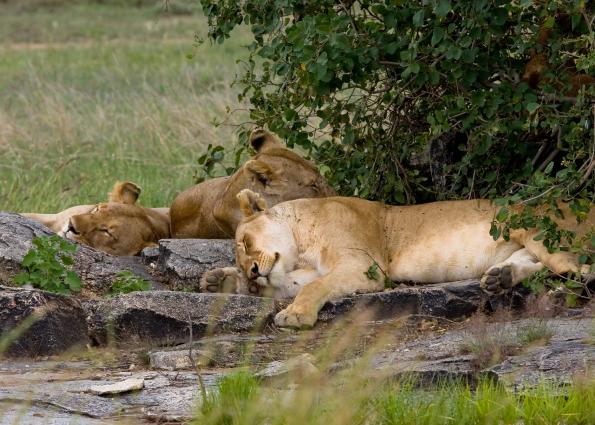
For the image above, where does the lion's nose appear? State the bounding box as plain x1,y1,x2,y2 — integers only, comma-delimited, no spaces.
249,263,260,279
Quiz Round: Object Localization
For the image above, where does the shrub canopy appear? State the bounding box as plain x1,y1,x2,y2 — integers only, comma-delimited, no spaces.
199,0,594,265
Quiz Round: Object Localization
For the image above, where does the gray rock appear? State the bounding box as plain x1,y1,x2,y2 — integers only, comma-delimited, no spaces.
88,378,145,395
489,318,595,390
155,239,235,291
0,401,111,425
0,213,53,284
0,212,156,296
149,349,212,370
0,358,223,423
369,317,594,388
317,280,484,323
82,290,276,346
0,286,89,357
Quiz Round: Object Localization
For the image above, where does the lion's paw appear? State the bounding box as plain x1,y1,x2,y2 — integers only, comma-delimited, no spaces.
274,304,318,329
200,267,242,294
480,265,513,295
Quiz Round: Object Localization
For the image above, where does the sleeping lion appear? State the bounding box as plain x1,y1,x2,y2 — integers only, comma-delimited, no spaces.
201,190,594,328
170,128,335,238
21,181,170,256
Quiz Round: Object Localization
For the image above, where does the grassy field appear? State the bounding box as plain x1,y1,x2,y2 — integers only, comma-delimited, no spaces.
0,0,251,212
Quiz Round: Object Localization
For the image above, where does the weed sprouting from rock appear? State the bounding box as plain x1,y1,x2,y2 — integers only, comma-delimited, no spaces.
12,235,81,295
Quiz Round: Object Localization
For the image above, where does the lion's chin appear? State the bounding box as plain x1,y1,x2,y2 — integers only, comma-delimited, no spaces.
265,260,286,288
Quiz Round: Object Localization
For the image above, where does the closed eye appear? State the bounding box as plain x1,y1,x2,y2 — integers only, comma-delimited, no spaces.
99,228,114,238
243,236,253,250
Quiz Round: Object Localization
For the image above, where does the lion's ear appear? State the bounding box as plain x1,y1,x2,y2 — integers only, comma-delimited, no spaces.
249,128,283,152
109,181,141,204
237,189,268,218
244,159,275,186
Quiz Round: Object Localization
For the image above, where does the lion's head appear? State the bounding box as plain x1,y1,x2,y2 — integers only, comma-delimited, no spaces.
234,189,298,290
64,182,170,256
211,129,335,236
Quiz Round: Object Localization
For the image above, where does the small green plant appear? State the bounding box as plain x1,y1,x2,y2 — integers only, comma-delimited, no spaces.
199,371,260,421
522,268,591,308
12,235,81,295
365,261,395,289
108,270,150,296
193,143,247,184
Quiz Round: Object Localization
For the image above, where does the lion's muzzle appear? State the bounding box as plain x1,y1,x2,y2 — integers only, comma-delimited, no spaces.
248,251,280,279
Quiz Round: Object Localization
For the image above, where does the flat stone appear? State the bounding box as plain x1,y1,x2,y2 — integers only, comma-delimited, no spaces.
317,280,484,323
368,317,594,388
82,290,276,346
88,378,145,395
149,349,212,370
0,286,89,357
154,239,235,291
0,386,125,419
0,401,111,425
489,318,595,390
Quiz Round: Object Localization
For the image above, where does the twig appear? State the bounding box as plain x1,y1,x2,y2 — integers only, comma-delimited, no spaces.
187,312,207,403
536,148,559,173
519,185,558,205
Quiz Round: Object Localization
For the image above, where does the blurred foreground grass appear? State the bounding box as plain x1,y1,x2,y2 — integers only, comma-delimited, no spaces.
0,0,250,211
196,370,595,425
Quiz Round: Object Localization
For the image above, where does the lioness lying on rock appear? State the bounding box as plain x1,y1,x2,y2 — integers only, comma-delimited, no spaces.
170,128,335,238
21,181,170,256
202,190,593,328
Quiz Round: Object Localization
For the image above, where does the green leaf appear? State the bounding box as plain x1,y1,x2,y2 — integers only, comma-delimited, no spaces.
526,102,539,113
22,251,38,267
496,207,509,222
431,27,445,46
435,0,452,18
12,273,30,286
412,10,424,27
65,271,81,293
365,262,380,280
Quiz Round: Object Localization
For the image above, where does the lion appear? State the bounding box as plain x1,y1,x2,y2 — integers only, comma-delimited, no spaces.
21,181,170,256
170,128,335,238
201,190,594,328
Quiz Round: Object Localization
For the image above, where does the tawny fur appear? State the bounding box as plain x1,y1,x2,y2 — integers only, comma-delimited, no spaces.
169,128,334,238
21,181,170,256
202,191,593,328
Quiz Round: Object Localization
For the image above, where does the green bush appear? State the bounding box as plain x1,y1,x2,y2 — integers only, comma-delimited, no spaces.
198,0,594,265
199,0,595,298
12,235,81,295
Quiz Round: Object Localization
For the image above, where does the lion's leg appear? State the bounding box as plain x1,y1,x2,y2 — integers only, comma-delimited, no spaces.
274,264,384,329
480,248,544,295
521,236,587,276
200,267,261,295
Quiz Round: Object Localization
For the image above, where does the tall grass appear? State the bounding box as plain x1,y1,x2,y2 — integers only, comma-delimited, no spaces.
196,370,595,425
0,1,251,212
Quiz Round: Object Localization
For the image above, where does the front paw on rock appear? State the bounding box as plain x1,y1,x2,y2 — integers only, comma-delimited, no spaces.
200,268,239,293
274,306,317,329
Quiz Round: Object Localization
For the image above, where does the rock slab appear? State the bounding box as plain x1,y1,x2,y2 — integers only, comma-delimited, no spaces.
316,280,484,322
0,286,89,357
0,213,155,296
154,239,235,291
83,291,276,346
88,378,145,395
